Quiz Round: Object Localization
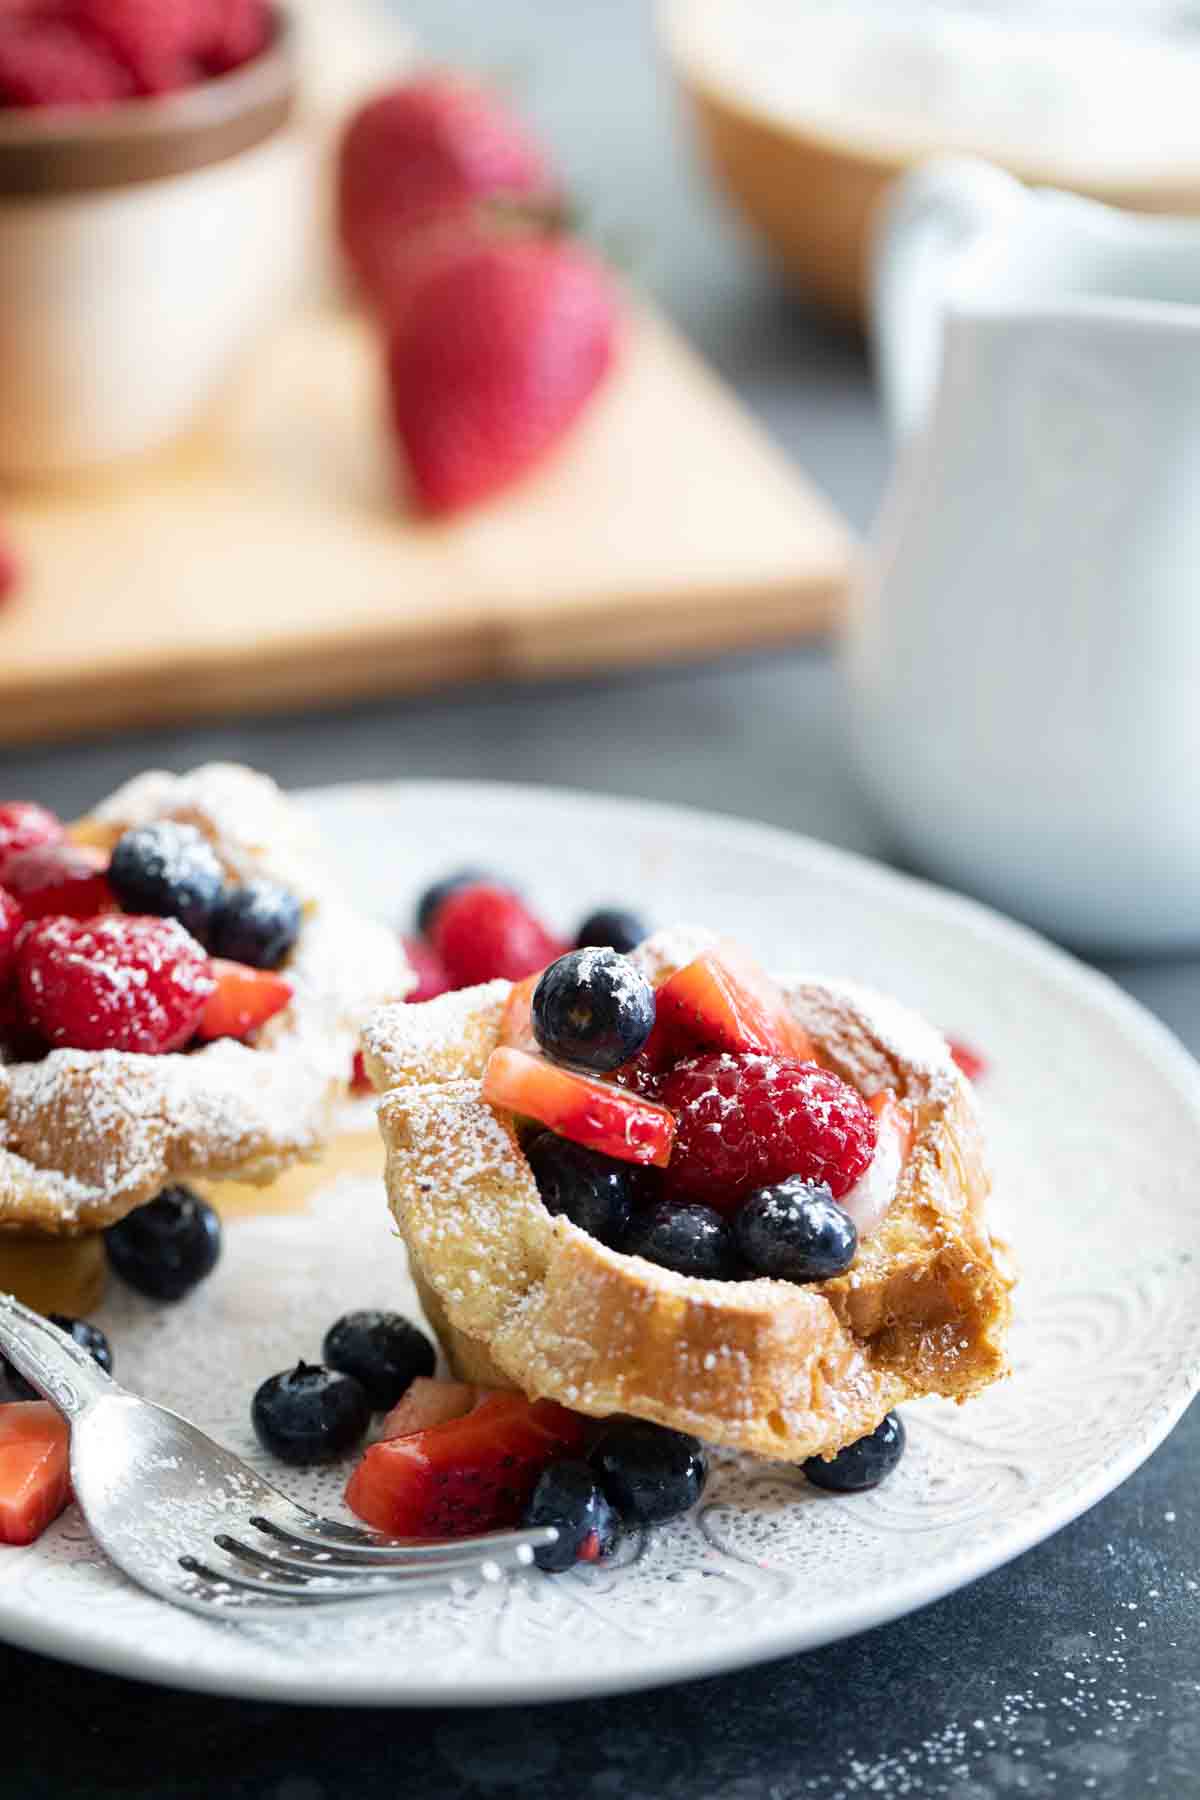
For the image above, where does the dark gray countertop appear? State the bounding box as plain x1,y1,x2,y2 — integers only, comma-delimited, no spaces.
1,4,1196,1795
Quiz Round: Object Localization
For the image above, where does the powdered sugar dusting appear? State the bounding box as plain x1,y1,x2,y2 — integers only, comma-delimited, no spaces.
0,765,411,1231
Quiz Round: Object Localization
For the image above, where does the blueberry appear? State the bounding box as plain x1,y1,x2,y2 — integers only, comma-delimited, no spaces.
523,1458,621,1571
415,868,497,936
525,1131,636,1249
803,1412,906,1493
532,948,655,1073
590,1420,707,1525
575,908,649,955
210,879,302,971
251,1361,371,1465
321,1310,435,1411
104,1185,221,1301
3,1314,112,1401
108,821,225,943
734,1178,857,1283
625,1201,738,1280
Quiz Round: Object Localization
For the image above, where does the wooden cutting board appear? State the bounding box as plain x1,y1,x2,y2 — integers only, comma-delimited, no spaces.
0,302,853,745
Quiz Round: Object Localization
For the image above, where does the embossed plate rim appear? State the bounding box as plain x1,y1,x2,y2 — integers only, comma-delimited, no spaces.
1,778,1197,1706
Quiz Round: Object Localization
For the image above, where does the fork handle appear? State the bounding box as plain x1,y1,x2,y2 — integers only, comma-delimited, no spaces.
0,1291,119,1418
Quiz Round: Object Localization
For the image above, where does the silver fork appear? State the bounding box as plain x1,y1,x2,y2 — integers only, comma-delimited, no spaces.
0,1294,555,1618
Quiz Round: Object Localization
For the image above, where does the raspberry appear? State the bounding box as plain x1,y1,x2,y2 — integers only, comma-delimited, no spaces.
660,1052,877,1212
0,530,19,605
0,803,64,881
197,0,270,74
0,17,134,105
17,914,215,1054
0,885,24,985
429,883,563,988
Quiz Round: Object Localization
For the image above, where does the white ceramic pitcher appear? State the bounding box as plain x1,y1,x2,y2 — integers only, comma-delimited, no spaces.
845,156,1200,952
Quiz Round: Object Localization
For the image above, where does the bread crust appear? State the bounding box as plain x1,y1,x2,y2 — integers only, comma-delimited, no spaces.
0,765,411,1235
364,936,1013,1461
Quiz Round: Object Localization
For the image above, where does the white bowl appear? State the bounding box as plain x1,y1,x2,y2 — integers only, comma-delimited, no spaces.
0,12,306,479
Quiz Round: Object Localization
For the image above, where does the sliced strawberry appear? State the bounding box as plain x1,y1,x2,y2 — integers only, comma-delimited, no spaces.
483,1045,676,1168
948,1039,987,1082
346,1391,588,1538
497,971,540,1053
1,842,113,922
400,934,453,1003
197,958,292,1042
650,948,814,1067
0,1402,70,1546
379,1378,479,1440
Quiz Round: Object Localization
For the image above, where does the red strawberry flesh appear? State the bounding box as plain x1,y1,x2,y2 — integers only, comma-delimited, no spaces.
0,1402,70,1546
1,842,113,921
649,949,815,1066
345,1391,588,1538
483,1045,676,1168
0,803,64,882
197,958,291,1042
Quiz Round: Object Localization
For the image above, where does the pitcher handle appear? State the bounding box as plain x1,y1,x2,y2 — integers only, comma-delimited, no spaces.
871,157,1025,443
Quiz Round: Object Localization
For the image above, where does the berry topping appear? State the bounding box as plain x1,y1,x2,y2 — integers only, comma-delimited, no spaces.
322,1310,436,1412
400,935,453,1003
650,949,815,1067
948,1039,987,1082
625,1200,738,1280
350,1049,373,1094
734,1178,857,1283
0,803,64,880
379,1378,479,1441
525,1130,638,1248
197,958,292,1042
803,1412,906,1493
0,1403,70,1547
108,821,225,943
431,882,563,988
1,842,113,921
575,908,649,955
0,530,18,605
0,885,24,986
4,1312,113,1404
414,867,497,937
660,1053,876,1212
590,1421,707,1526
16,913,214,1054
210,878,301,970
386,236,619,516
252,1362,372,1467
523,1459,620,1572
532,948,655,1073
483,1046,676,1168
104,1185,221,1301
3,842,113,928
345,1391,589,1539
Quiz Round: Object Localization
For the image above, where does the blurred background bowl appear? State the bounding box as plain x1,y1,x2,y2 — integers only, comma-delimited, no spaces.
662,0,1200,325
0,7,304,480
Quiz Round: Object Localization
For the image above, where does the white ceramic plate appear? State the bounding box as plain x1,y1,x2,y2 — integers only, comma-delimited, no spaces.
3,781,1199,1706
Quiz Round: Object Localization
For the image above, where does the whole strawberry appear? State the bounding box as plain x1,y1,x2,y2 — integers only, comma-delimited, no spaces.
338,75,557,310
388,237,619,515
